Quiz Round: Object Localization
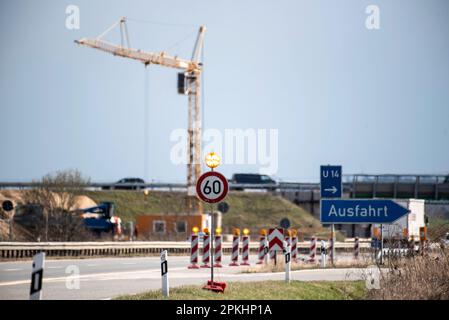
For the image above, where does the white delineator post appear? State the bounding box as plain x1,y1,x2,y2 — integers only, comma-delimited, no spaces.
188,233,200,269
283,240,291,283
229,235,240,266
241,235,250,266
161,250,169,297
320,240,327,268
213,234,222,268
201,233,211,268
354,237,360,260
30,252,45,300
309,236,317,263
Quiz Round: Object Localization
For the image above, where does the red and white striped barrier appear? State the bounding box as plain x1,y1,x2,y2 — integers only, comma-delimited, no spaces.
285,236,291,248
188,234,200,269
256,236,267,264
201,234,211,268
229,235,240,266
291,236,298,262
213,235,222,267
309,237,317,263
354,237,360,260
241,235,250,266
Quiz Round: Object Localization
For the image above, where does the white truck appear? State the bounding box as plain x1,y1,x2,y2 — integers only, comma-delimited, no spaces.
373,199,426,241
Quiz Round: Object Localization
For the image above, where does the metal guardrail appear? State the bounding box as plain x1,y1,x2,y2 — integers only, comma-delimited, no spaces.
0,241,370,260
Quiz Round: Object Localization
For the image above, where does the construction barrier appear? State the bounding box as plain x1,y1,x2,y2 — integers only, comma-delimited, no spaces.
354,237,360,260
241,235,250,266
0,240,373,260
291,236,298,262
256,236,267,264
285,236,291,248
309,236,317,263
213,235,222,268
201,234,211,268
188,234,200,269
229,235,240,266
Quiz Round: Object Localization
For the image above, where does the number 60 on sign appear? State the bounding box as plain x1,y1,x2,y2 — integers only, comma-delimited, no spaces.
196,171,229,204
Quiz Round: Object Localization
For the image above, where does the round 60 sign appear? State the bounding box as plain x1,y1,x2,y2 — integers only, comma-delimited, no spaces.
196,171,229,204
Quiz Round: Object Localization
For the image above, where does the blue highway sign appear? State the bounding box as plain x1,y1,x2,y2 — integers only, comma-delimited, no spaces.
320,199,409,224
320,165,342,198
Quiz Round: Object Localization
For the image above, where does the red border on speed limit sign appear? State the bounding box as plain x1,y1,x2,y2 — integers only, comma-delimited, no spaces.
196,171,229,203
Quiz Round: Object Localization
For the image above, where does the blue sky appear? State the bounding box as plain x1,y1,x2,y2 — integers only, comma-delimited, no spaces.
1,0,448,183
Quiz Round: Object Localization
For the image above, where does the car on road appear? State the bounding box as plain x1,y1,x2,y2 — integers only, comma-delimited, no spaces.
102,177,146,190
230,173,277,191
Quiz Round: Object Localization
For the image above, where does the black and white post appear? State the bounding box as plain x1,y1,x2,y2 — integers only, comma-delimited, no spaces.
320,240,327,268
161,250,169,297
30,252,45,300
264,238,269,264
283,240,291,283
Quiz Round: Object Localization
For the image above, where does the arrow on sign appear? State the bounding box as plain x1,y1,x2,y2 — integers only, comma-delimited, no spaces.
324,186,338,194
320,199,409,224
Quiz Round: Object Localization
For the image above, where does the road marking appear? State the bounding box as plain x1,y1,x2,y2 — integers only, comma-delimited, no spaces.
87,264,99,267
3,268,24,271
2,268,23,272
0,267,185,287
48,266,63,269
122,262,137,265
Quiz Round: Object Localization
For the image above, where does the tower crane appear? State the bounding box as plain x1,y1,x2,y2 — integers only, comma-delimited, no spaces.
75,17,205,214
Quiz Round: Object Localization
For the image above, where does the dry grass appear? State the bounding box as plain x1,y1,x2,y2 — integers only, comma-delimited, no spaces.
242,256,371,273
368,247,449,300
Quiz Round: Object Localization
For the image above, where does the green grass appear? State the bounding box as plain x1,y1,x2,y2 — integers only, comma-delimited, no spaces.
86,191,332,237
117,280,366,300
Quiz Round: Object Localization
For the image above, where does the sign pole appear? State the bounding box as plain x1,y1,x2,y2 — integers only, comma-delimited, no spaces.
380,224,384,265
210,201,214,284
331,224,335,266
198,152,228,293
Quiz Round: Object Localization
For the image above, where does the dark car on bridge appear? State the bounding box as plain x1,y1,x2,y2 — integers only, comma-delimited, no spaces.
230,173,277,191
101,178,146,190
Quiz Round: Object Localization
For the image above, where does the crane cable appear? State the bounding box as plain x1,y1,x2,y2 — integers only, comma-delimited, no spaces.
126,17,198,29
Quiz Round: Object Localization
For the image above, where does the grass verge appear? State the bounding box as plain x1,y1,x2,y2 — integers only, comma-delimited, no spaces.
242,259,372,273
117,280,366,300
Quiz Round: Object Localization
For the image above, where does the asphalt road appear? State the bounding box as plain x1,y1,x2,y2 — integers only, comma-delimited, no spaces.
0,254,369,300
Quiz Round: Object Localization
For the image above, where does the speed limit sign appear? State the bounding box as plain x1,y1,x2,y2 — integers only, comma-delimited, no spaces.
196,171,229,204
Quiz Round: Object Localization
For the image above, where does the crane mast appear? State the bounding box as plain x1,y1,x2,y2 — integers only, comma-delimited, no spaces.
75,18,205,214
